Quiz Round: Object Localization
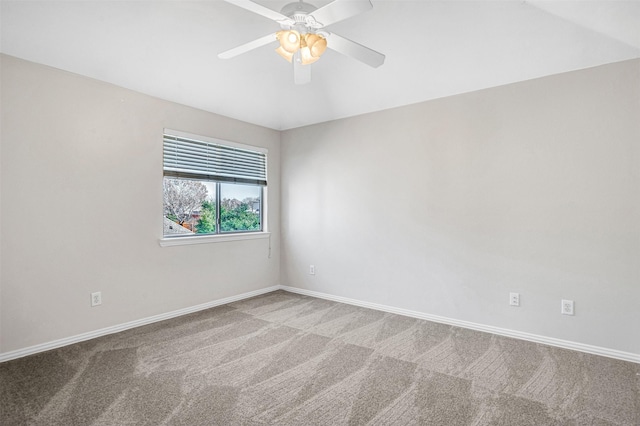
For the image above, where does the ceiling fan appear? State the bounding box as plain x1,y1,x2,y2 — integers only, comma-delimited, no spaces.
218,0,385,84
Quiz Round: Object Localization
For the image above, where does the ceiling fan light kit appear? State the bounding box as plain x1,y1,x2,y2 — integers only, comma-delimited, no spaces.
304,33,327,58
275,45,294,62
277,30,301,54
219,0,385,84
276,30,327,65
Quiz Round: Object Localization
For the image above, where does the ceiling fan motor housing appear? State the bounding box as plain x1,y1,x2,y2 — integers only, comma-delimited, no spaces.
279,1,323,32
280,1,318,17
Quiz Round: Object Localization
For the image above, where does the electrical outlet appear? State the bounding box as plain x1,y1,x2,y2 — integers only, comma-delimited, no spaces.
309,265,315,275
91,291,102,307
561,299,574,315
509,292,520,307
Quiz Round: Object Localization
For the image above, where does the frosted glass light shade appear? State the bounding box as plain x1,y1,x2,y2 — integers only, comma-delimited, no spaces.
300,47,320,65
304,34,327,58
276,30,301,53
275,31,327,65
275,46,294,62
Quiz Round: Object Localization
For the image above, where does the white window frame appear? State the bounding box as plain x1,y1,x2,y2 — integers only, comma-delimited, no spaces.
159,129,269,247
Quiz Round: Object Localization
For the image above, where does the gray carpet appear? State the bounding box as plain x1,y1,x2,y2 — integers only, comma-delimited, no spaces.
1,290,639,425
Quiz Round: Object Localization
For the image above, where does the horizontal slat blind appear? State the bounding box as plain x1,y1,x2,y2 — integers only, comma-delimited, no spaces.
163,133,267,186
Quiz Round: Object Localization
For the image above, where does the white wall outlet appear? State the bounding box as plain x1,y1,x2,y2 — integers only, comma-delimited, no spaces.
91,291,102,307
309,265,315,275
509,292,520,307
561,299,574,315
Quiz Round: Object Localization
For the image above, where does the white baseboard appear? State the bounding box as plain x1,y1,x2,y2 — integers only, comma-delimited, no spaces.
279,285,640,364
3,284,637,365
0,286,280,363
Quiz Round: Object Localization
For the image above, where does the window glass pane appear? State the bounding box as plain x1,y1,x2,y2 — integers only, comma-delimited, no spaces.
220,183,261,232
163,177,216,236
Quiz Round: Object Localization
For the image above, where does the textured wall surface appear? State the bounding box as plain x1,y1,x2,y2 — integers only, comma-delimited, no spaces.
2,54,638,358
0,54,281,353
281,59,640,355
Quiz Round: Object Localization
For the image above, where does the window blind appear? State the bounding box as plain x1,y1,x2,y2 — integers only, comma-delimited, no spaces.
163,133,267,186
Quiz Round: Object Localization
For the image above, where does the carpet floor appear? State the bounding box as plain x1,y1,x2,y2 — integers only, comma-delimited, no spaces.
1,290,639,425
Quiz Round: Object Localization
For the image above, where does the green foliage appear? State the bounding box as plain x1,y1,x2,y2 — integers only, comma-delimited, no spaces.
220,198,260,232
192,197,260,234
195,200,216,234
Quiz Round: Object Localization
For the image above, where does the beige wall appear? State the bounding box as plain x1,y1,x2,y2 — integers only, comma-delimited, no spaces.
0,55,281,353
281,59,640,354
2,54,638,358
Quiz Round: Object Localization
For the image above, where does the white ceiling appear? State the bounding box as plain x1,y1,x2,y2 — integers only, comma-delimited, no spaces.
2,0,639,130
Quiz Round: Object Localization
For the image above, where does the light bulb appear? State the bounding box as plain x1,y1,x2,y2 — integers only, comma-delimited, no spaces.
277,30,301,53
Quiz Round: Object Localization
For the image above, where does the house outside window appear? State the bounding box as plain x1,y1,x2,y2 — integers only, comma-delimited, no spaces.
162,130,267,238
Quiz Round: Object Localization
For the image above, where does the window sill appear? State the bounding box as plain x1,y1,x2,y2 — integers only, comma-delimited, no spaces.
159,232,270,247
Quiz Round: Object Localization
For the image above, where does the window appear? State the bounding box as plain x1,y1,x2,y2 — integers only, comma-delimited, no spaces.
162,130,267,239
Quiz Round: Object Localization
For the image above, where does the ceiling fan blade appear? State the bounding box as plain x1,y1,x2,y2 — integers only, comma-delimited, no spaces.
292,51,311,85
218,33,277,59
223,0,291,23
310,0,373,27
326,33,385,68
